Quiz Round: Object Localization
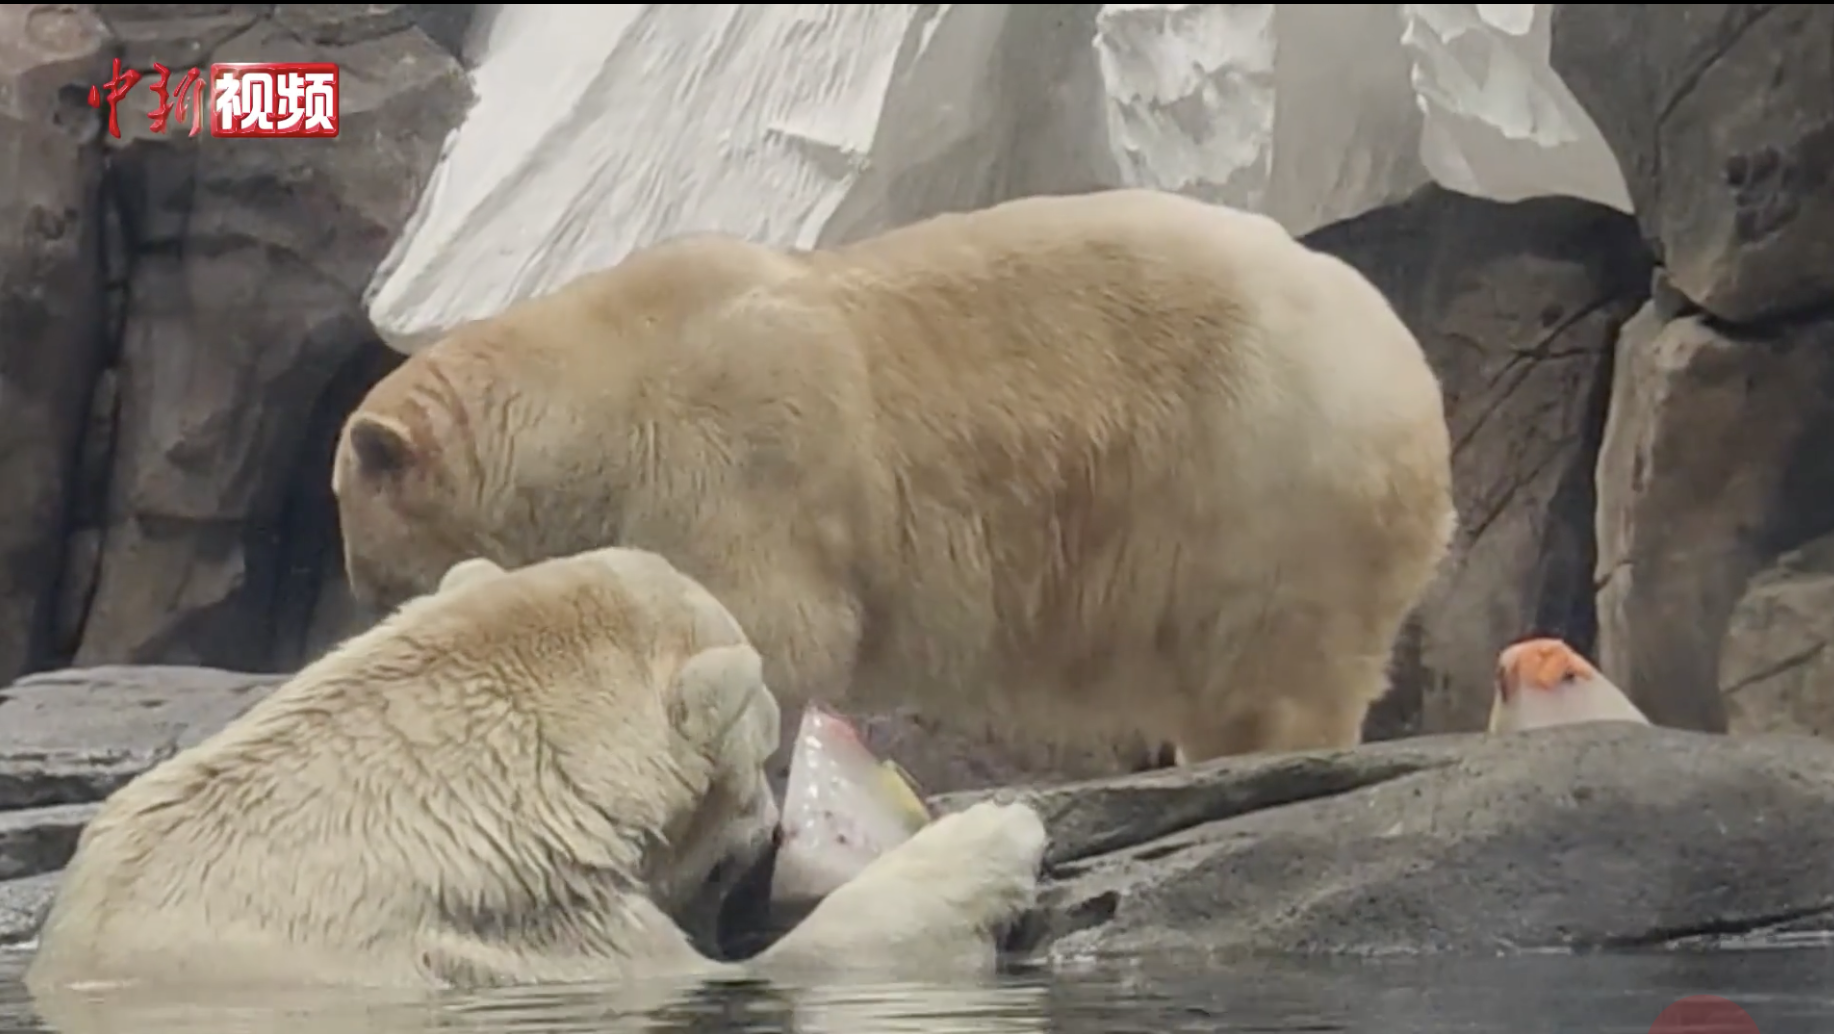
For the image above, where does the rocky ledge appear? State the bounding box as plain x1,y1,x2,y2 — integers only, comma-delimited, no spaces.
978,726,1834,958
0,665,283,942
5,666,1833,957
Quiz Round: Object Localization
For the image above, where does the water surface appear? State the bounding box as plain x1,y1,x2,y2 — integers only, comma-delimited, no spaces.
3,944,1830,1033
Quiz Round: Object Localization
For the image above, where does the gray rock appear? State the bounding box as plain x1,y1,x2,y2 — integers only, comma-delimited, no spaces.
0,803,89,944
1722,532,1834,738
1552,5,1834,323
0,750,152,812
0,665,282,944
0,5,114,685
0,804,97,883
1594,306,1834,734
1548,4,1834,761
0,664,277,890
0,872,60,946
54,5,472,676
0,664,284,758
952,724,1834,958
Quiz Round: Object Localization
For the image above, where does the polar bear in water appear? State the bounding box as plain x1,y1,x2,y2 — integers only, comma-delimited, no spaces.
26,547,1045,992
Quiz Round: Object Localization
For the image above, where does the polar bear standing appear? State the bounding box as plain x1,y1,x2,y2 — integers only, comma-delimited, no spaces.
25,548,1045,992
333,189,1455,763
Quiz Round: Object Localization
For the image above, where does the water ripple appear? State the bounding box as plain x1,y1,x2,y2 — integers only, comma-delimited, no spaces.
3,945,1833,1034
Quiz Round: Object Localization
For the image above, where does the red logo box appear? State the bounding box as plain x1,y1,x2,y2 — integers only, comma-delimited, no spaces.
208,62,340,138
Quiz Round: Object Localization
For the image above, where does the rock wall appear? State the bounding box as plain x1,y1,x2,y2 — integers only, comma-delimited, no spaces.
2,3,1833,749
0,4,472,685
1553,5,1834,736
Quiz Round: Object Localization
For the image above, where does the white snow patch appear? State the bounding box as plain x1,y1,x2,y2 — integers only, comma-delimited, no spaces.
366,3,1631,353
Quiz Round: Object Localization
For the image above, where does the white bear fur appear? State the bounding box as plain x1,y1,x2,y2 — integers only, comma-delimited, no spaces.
333,188,1455,765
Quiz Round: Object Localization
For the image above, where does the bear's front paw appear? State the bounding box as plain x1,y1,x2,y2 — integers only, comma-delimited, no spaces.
913,799,1047,927
927,799,1047,872
756,799,1050,976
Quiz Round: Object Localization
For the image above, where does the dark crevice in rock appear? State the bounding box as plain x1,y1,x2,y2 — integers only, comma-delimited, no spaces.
48,152,137,669
215,297,381,673
0,750,160,811
1448,292,1621,458
1521,283,1629,659
402,4,480,62
1365,619,1426,742
269,339,405,671
1651,6,1774,133
1721,642,1827,699
0,803,96,882
1695,291,1834,339
1008,888,1117,956
1761,349,1834,560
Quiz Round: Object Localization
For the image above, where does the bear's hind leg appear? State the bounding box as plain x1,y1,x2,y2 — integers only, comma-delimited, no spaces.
1175,697,1371,763
1174,647,1390,763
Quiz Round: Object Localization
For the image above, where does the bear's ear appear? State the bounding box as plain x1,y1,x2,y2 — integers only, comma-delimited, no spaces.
438,557,506,594
670,644,778,757
346,413,417,479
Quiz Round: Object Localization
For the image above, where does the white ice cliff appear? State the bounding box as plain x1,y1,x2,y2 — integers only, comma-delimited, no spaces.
364,3,1632,353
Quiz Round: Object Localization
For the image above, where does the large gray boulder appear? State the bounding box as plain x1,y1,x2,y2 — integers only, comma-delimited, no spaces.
0,664,282,942
1553,4,1834,324
945,724,1834,958
1548,5,1834,743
